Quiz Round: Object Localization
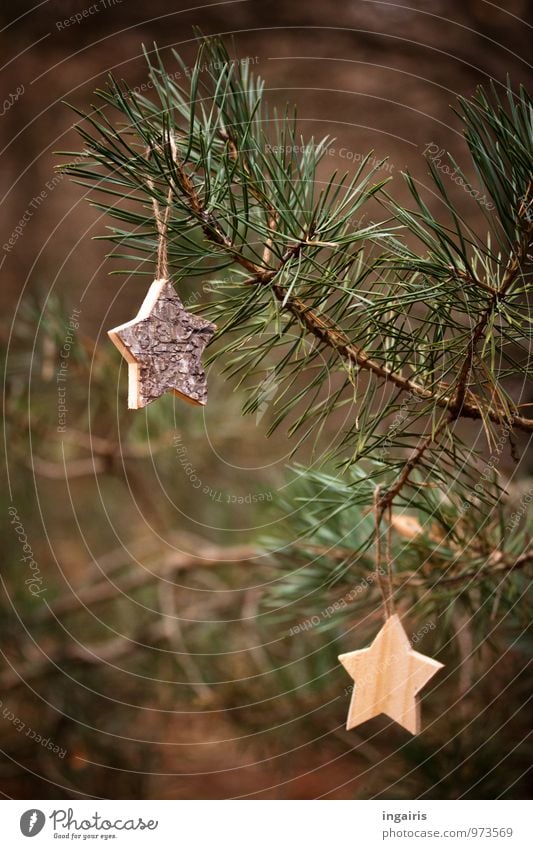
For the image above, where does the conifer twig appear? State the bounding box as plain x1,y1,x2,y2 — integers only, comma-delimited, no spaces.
158,145,533,433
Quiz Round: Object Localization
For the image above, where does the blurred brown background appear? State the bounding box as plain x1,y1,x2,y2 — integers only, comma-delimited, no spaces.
1,0,532,800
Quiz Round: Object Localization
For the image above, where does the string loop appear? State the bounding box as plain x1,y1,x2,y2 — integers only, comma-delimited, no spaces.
374,486,395,620
146,132,177,281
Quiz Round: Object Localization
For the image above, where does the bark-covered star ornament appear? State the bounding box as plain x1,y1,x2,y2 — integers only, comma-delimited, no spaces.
108,279,216,409
339,614,443,734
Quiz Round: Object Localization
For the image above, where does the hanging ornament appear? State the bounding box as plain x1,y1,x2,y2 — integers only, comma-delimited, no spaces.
338,492,443,734
339,613,443,734
108,279,215,408
107,134,216,409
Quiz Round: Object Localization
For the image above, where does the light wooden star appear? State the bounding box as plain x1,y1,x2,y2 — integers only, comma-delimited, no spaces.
338,614,443,734
108,279,216,409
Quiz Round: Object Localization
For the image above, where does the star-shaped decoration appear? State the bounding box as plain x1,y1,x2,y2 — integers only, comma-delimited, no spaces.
108,279,216,409
338,614,443,734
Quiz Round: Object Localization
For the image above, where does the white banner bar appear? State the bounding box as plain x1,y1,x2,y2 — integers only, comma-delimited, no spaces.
1,800,528,848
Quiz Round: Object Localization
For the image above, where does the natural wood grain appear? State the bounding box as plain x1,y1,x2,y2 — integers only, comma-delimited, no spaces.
108,279,216,408
338,614,443,734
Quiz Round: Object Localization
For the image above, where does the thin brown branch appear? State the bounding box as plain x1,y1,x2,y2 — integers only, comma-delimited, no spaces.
0,622,168,691
431,545,533,587
157,582,214,701
256,281,533,432
452,214,532,417
28,456,107,479
170,147,264,278
32,543,258,625
217,125,278,267
454,267,497,295
377,416,451,513
59,428,169,459
169,146,533,434
295,543,533,587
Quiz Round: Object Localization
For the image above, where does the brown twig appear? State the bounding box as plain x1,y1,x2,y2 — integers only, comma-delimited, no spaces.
295,542,533,588
161,141,533,433
378,417,451,514
452,213,532,419
157,582,214,701
240,275,533,432
31,543,258,625
28,456,107,479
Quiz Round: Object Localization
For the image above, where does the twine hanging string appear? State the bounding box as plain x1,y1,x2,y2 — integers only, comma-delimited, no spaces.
384,501,394,616
146,132,178,281
374,486,395,620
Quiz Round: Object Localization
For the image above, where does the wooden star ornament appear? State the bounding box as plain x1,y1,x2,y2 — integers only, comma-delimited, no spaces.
339,614,443,735
108,279,216,409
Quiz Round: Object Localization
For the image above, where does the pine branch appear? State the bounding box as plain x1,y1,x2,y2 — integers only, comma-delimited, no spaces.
453,210,533,416
59,37,533,626
126,135,533,434
376,414,452,514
